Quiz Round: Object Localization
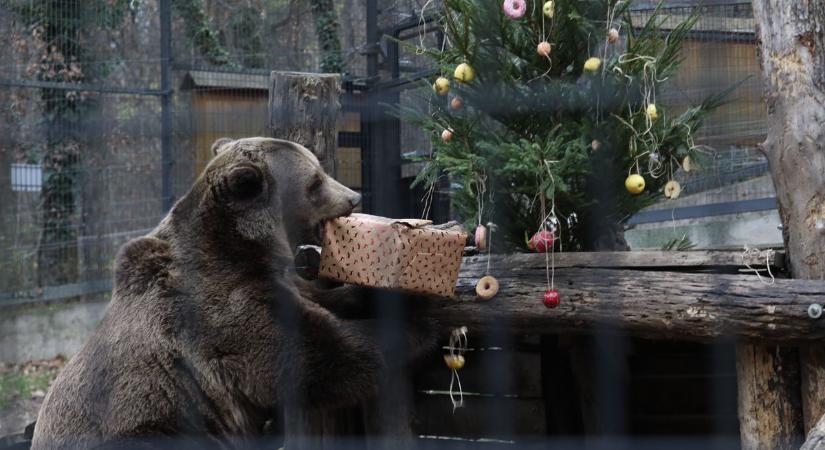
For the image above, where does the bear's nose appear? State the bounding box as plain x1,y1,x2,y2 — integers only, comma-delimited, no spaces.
349,193,362,207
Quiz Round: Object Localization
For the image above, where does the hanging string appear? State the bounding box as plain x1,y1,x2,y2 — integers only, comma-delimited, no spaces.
539,159,558,290
527,0,555,84
473,173,488,229
612,53,664,172
417,0,436,55
742,246,776,285
485,222,495,275
596,1,622,124
447,326,468,411
421,177,438,219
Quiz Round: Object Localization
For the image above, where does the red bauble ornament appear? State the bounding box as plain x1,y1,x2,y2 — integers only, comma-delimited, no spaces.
543,289,560,308
528,230,556,252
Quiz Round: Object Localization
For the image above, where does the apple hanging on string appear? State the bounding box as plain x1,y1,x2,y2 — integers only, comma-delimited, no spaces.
528,230,556,252
543,289,560,308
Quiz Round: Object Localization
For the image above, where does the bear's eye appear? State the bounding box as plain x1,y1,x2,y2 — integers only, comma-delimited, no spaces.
308,175,323,193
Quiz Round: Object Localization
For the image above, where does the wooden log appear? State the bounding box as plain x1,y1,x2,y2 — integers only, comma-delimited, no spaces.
801,344,825,433
736,344,804,450
269,71,341,176
269,70,363,450
459,250,783,272
802,413,825,450
424,254,825,342
751,1,825,447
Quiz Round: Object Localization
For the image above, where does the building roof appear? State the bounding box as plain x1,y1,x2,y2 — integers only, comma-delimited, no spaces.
181,70,269,91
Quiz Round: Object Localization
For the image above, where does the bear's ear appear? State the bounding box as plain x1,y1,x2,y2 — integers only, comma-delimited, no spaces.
211,137,234,156
224,163,266,202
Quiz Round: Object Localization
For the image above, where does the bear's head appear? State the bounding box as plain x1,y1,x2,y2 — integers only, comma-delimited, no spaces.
174,137,360,258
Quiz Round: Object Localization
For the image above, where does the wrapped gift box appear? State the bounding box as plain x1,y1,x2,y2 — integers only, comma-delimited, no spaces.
318,214,467,297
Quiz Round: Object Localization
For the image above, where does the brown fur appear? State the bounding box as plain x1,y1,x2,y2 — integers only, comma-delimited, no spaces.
31,138,435,449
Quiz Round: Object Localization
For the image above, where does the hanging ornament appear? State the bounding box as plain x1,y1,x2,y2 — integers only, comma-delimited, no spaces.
646,103,659,121
682,155,693,172
583,57,602,73
502,0,526,19
444,354,465,370
454,63,476,83
664,180,682,199
475,275,499,301
528,230,555,252
537,41,552,58
474,224,488,251
441,129,453,142
543,289,560,308
543,0,555,18
433,77,450,96
625,174,646,194
450,96,463,110
444,327,468,410
607,28,620,44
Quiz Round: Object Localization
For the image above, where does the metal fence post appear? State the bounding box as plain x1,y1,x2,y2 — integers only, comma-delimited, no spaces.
160,0,174,212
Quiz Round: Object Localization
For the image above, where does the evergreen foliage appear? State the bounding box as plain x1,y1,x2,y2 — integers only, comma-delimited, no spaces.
401,0,730,250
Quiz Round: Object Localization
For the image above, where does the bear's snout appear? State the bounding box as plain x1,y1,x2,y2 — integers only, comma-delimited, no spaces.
349,193,362,208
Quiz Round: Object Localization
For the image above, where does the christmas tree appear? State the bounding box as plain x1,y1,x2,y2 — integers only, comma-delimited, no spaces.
402,0,731,251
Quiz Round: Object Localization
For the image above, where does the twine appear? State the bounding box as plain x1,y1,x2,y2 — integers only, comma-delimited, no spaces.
539,159,559,290
417,0,436,55
743,246,776,285
421,177,438,219
527,0,556,84
447,326,468,411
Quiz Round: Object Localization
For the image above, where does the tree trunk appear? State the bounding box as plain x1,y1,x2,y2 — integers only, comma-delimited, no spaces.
751,2,825,448
308,0,344,73
269,71,350,449
269,71,341,176
270,72,411,450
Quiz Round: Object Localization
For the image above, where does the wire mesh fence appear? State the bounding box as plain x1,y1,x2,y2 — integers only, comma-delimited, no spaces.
0,0,373,304
0,1,782,448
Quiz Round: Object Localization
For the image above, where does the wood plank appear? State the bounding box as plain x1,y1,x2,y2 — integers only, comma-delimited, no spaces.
459,250,783,272
424,265,825,342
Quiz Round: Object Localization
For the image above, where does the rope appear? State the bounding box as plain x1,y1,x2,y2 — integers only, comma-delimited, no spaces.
742,246,776,285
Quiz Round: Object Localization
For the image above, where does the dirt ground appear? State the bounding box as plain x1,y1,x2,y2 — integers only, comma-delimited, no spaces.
0,357,65,437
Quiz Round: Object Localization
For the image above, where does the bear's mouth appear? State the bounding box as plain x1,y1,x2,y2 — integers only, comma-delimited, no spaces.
314,221,326,244
313,211,354,245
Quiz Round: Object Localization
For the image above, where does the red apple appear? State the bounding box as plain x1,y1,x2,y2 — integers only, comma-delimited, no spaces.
543,289,560,308
528,230,555,252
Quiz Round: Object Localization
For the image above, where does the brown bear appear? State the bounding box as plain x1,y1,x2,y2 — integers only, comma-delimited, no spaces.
31,137,434,449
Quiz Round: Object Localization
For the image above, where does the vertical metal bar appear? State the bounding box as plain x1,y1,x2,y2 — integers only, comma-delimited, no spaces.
366,0,378,78
361,0,378,213
388,31,400,80
160,0,174,212
359,95,373,214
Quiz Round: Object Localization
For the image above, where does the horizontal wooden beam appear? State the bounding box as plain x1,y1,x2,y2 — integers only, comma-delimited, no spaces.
459,250,784,272
426,252,825,343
